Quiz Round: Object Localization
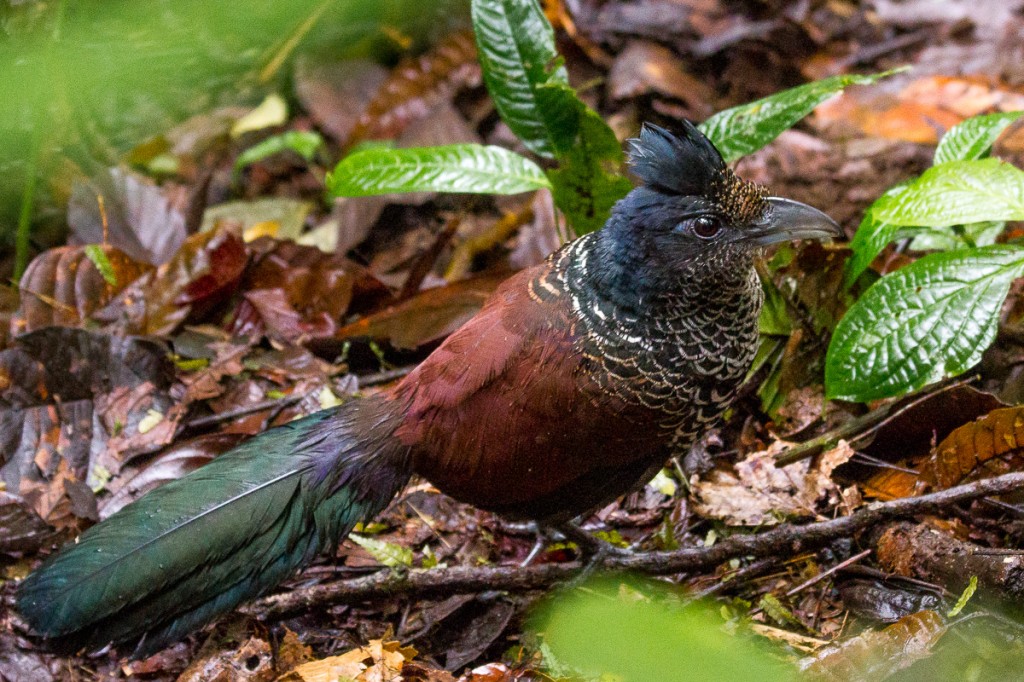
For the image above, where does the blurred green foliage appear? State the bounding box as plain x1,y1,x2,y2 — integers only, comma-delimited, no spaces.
533,576,795,681
0,0,468,263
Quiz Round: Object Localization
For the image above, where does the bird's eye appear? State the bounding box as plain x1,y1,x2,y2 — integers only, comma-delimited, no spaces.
690,216,721,239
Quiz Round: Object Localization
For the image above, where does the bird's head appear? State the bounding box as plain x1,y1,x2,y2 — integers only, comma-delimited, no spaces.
596,121,841,293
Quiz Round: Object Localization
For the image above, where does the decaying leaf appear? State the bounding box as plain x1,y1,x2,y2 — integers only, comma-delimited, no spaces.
0,328,179,530
800,610,947,681
692,440,856,525
94,228,248,336
68,166,188,265
334,272,507,349
15,245,153,334
175,636,273,682
607,40,714,117
349,31,481,145
923,405,1024,489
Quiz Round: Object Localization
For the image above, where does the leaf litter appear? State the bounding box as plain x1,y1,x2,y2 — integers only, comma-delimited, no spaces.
7,0,1024,679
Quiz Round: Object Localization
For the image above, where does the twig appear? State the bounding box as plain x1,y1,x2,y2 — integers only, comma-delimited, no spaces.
785,548,872,598
247,471,1024,620
182,395,303,431
774,374,977,467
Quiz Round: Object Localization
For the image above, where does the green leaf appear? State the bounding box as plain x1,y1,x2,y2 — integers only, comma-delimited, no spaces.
699,69,903,163
844,183,911,287
348,533,413,568
536,577,792,682
826,245,1024,402
934,111,1024,165
471,0,567,157
872,158,1024,227
326,144,551,197
84,244,117,285
234,130,324,173
908,221,1005,252
844,214,899,288
535,81,631,234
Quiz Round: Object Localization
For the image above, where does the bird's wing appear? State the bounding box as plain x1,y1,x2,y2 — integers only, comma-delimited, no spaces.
390,262,568,411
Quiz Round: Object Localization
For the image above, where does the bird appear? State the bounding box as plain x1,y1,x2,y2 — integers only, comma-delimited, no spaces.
16,121,842,658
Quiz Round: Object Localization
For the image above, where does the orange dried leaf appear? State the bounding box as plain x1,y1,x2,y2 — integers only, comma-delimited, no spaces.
800,610,947,681
924,406,1024,490
334,272,506,349
15,245,152,333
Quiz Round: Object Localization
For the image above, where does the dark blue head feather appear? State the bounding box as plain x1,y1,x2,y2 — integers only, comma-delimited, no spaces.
627,121,726,196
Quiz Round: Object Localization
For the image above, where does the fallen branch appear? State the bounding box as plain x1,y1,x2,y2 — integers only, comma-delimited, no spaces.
248,471,1024,620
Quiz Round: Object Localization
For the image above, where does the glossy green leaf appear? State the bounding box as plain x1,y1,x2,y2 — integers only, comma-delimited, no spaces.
844,204,902,287
234,130,324,172
872,159,1024,227
471,0,567,157
326,144,551,197
699,69,902,163
826,245,1024,402
934,111,1023,165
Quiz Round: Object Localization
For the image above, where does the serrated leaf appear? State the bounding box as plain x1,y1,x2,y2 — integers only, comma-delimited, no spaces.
234,130,324,173
872,159,1024,227
471,0,566,157
934,111,1024,165
699,69,902,163
826,245,1024,402
326,144,551,197
349,533,414,568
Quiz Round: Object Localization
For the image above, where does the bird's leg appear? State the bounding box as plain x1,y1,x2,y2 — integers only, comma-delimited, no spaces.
553,522,633,563
520,522,546,567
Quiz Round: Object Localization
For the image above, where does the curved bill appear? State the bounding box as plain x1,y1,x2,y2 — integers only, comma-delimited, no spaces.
744,197,843,246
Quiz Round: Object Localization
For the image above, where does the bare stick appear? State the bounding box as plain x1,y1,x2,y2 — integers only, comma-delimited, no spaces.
248,471,1024,620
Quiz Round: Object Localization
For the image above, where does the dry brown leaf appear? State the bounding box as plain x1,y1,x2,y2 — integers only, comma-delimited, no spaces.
349,31,481,145
800,610,947,681
176,636,274,682
607,40,713,117
862,468,924,501
922,405,1024,490
692,440,855,525
15,245,153,334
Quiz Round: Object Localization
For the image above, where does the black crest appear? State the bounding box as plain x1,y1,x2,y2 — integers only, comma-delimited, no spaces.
627,121,726,196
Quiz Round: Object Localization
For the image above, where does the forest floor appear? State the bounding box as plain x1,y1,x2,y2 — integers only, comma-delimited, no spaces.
4,0,1024,680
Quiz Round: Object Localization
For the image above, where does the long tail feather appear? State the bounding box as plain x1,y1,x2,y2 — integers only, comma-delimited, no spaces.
16,396,409,657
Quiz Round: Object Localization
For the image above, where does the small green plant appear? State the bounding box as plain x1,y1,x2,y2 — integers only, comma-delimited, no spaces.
327,0,895,237
826,110,1024,402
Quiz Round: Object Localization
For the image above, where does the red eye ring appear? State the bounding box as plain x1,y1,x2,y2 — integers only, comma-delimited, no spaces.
691,216,721,239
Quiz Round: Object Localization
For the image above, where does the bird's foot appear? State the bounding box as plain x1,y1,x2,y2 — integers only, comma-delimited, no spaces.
517,522,633,568
554,522,633,565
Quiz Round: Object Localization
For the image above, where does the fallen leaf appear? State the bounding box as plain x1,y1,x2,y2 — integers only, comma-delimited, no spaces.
799,610,947,681
692,440,855,525
68,166,187,265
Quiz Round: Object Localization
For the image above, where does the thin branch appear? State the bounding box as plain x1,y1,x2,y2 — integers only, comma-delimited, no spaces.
248,471,1024,620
